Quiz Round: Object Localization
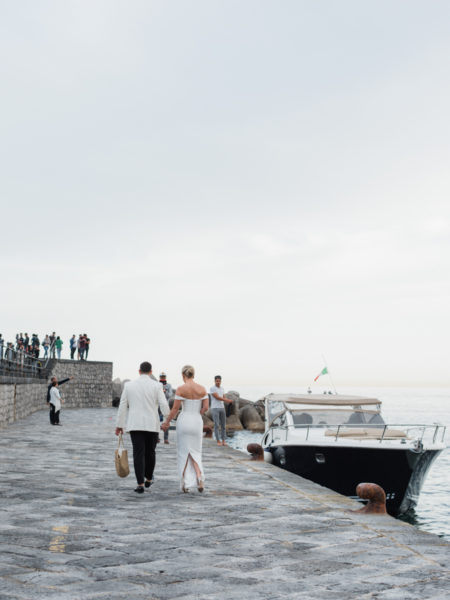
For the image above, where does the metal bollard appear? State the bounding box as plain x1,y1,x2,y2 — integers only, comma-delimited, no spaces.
353,482,387,514
247,443,264,461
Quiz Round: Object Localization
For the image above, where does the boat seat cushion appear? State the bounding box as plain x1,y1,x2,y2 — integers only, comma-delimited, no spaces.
325,427,408,439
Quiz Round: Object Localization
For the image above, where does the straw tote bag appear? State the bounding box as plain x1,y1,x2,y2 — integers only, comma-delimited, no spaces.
115,433,130,477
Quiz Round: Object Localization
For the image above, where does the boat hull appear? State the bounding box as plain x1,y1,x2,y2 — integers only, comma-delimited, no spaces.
266,444,442,516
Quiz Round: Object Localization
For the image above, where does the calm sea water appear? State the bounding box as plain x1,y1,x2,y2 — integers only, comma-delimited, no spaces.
225,385,450,541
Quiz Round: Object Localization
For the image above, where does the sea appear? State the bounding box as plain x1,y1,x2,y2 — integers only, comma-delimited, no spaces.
225,385,450,541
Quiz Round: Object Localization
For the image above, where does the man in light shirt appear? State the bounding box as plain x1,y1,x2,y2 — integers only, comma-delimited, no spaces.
210,375,232,446
115,361,170,494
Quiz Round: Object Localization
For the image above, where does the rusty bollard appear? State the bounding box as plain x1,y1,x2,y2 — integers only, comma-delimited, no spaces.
353,482,387,514
247,443,264,461
203,426,213,439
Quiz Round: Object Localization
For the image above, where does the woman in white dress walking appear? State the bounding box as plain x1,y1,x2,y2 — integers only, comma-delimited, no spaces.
161,365,209,493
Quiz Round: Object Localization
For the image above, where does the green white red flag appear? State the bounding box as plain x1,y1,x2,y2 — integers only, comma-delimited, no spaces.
314,367,328,381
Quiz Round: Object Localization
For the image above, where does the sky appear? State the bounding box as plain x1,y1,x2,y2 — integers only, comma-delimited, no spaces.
1,1,450,388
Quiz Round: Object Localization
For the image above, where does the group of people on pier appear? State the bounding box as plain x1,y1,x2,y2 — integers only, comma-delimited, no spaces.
0,332,91,362
115,362,232,495
45,361,229,495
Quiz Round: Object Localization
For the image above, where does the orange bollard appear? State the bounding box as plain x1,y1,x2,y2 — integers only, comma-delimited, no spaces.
247,443,264,461
354,482,387,514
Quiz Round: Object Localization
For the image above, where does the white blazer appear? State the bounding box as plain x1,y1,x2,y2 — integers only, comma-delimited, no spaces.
116,374,170,433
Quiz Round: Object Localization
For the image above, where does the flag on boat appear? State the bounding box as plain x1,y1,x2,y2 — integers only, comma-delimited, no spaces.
314,367,328,381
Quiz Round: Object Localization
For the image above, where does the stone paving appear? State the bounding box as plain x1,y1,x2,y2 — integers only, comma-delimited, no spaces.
0,408,449,600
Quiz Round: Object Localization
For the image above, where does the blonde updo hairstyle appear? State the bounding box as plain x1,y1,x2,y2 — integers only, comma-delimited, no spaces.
182,365,195,379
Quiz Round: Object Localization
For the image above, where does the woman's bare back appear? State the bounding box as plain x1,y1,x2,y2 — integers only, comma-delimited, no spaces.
176,381,207,400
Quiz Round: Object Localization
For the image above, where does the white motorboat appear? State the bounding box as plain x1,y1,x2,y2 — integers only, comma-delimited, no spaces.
262,393,446,515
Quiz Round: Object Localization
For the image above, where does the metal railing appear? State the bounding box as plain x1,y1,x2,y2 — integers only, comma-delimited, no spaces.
0,343,55,379
268,423,447,445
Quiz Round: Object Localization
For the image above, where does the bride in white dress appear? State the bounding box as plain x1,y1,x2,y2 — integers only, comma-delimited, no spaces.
161,365,209,493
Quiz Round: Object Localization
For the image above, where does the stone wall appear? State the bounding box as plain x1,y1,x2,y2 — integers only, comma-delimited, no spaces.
0,359,113,429
0,381,48,429
49,360,113,409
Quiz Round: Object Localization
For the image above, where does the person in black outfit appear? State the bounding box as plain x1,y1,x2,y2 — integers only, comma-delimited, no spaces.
47,375,73,424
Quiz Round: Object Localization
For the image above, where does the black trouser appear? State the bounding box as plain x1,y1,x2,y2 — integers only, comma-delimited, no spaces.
49,404,60,424
70,347,76,359
130,431,158,485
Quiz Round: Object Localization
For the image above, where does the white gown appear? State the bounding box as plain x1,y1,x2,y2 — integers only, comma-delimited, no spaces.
175,395,207,491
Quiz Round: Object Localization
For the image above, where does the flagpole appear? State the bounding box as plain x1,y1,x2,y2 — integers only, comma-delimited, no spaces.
322,353,337,394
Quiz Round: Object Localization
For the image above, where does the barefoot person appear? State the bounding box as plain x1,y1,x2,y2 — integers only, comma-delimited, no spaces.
115,361,170,494
210,375,232,446
161,365,209,493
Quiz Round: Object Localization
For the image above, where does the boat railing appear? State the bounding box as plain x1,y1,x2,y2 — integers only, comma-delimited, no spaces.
270,423,446,444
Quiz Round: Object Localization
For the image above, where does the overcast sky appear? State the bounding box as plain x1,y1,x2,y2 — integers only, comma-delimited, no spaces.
1,1,450,388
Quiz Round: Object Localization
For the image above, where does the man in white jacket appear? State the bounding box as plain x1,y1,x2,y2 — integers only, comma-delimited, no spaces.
115,361,170,494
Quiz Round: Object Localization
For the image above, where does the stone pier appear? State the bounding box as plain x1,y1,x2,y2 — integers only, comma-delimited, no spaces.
0,408,448,599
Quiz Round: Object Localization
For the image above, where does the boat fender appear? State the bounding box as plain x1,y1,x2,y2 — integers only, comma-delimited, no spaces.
264,449,273,464
273,447,287,467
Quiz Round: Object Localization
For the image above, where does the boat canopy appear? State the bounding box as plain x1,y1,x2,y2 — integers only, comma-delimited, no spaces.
265,394,384,427
265,394,381,407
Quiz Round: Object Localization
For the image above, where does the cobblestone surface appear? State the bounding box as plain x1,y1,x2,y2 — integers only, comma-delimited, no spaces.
0,408,448,600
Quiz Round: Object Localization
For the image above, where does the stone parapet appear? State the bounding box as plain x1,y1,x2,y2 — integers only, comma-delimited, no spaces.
0,381,47,429
0,359,113,428
49,360,113,409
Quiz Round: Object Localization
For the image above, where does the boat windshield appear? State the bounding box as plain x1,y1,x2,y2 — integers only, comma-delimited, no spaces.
265,394,384,427
288,406,384,427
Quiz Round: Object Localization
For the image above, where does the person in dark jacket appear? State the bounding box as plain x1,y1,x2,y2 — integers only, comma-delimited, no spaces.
47,376,73,424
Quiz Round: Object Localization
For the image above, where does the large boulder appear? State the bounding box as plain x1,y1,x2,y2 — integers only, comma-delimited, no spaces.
239,404,265,431
202,413,214,438
237,397,253,409
226,413,244,431
253,398,266,420
225,391,240,414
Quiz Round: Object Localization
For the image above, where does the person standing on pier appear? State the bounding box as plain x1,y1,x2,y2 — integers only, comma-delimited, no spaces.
115,361,170,494
161,365,209,493
210,375,232,446
55,336,63,359
47,376,73,424
49,381,63,425
159,372,174,444
69,335,77,359
49,332,56,358
43,335,50,358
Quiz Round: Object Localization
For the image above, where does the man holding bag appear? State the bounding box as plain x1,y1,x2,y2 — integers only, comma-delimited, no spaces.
115,361,170,494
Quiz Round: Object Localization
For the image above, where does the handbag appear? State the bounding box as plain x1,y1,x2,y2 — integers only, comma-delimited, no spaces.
115,433,130,478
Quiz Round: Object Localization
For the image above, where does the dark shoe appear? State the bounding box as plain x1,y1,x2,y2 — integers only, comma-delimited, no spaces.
144,480,153,488
164,440,169,444
134,486,144,494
